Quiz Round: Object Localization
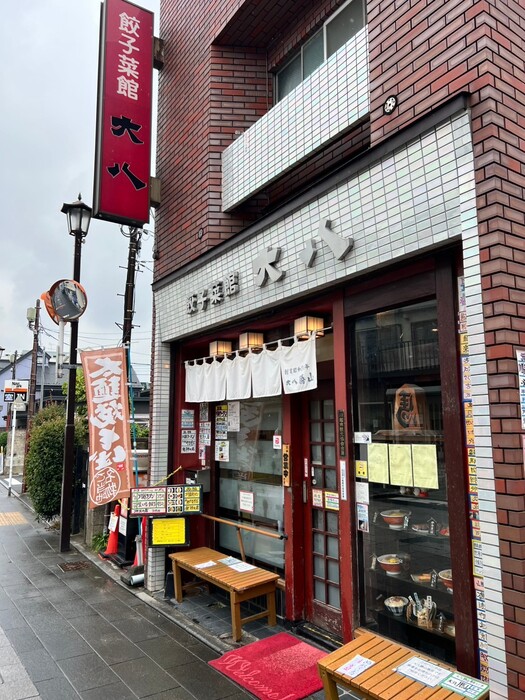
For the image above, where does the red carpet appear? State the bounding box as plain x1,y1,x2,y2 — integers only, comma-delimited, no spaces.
209,632,326,700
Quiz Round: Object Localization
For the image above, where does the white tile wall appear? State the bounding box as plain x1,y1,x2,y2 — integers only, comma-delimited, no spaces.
222,27,369,211
152,111,506,693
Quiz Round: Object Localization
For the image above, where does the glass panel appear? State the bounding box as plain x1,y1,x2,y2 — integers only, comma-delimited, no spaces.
353,299,455,664
313,509,324,530
311,444,323,463
314,555,325,577
313,532,325,554
324,445,336,466
303,30,324,78
277,54,301,101
327,536,339,558
314,467,323,484
310,423,322,442
325,468,337,490
323,400,335,420
324,422,335,442
217,397,284,569
326,512,338,533
326,0,365,58
327,559,340,583
328,585,341,608
315,580,326,603
310,400,321,420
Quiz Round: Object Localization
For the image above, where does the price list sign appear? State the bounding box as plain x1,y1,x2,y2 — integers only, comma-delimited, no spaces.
167,485,202,514
130,485,203,517
130,487,167,516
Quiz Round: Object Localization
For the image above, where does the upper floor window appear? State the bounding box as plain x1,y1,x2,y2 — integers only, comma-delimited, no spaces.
276,0,365,102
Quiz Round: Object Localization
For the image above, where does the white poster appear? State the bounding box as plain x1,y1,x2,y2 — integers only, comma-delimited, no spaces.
227,401,240,431
239,490,254,513
199,421,211,446
215,440,229,461
517,350,525,429
181,409,195,429
181,429,197,453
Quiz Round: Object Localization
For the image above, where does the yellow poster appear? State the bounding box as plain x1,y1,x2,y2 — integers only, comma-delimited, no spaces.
388,444,413,486
355,460,368,478
151,517,187,546
412,444,439,489
367,443,389,484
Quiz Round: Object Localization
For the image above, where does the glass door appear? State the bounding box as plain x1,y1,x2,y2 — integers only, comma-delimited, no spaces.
352,299,456,664
303,380,342,635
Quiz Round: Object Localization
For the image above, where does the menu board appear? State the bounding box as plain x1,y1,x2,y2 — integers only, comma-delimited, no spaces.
129,487,167,516
130,485,203,517
167,485,202,514
149,517,189,547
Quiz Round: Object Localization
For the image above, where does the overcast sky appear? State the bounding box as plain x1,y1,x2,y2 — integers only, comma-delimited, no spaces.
0,0,160,382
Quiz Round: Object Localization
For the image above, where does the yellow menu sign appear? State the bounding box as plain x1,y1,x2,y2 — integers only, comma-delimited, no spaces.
149,518,188,547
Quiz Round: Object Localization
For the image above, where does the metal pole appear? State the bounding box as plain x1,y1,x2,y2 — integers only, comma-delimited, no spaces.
8,406,17,497
39,346,46,410
59,231,82,552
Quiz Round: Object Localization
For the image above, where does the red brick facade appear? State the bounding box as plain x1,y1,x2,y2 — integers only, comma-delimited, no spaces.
156,0,525,694
367,1,525,696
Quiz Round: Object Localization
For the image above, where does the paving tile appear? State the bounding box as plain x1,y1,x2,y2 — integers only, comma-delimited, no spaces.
91,598,138,621
4,624,45,653
80,680,138,700
168,660,246,700
38,628,93,661
58,652,120,692
0,663,39,700
14,595,56,617
0,605,28,630
35,676,81,699
111,656,180,697
18,647,62,683
116,615,166,643
137,636,197,669
53,598,95,619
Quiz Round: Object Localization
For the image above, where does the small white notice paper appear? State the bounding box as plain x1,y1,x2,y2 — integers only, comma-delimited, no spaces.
230,561,256,572
396,657,451,687
219,557,240,566
336,655,375,679
194,561,217,569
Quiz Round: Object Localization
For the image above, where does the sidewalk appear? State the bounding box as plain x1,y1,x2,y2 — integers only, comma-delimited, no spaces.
0,489,256,699
0,484,336,700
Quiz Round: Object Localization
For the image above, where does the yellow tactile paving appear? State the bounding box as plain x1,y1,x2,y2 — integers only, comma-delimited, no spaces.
0,512,27,526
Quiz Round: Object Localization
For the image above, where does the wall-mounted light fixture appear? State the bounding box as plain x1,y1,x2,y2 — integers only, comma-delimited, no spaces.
294,316,324,339
239,332,264,351
209,340,232,356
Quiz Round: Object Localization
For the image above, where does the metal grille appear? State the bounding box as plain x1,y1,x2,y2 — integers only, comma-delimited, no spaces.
58,561,90,572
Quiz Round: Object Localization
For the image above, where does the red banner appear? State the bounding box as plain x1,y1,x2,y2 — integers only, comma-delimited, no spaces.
81,347,134,509
93,0,153,226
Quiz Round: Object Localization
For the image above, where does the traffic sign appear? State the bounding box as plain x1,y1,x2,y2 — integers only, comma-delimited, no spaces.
13,398,26,412
4,392,14,403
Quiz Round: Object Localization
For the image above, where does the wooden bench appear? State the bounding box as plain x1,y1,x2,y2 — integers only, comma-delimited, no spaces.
317,630,489,700
169,547,279,642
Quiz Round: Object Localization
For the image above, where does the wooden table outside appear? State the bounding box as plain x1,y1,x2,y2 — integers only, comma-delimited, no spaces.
317,630,490,700
169,547,279,642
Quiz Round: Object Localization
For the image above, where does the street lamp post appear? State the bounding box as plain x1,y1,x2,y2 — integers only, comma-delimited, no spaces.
59,195,92,553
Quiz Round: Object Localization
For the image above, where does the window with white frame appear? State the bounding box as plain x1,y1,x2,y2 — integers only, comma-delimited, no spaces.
276,0,365,102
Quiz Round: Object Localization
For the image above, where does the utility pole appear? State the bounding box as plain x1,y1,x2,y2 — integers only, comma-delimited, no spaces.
11,350,17,379
27,300,41,420
24,300,41,492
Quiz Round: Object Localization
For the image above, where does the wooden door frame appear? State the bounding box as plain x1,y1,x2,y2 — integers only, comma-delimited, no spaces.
343,250,478,676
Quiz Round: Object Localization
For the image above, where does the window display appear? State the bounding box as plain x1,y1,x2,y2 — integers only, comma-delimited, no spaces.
352,300,455,664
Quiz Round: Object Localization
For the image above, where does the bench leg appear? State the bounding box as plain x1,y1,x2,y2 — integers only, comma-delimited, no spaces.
230,592,242,642
318,667,340,700
172,563,183,603
267,591,276,627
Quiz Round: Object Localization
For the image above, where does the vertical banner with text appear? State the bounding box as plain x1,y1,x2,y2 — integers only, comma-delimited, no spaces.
93,0,154,226
81,347,134,508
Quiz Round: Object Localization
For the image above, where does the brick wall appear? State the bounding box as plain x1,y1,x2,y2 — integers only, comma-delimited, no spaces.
155,0,359,281
368,1,525,696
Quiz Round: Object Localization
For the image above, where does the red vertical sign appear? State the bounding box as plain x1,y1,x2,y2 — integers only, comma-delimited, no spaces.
81,347,134,508
93,0,153,226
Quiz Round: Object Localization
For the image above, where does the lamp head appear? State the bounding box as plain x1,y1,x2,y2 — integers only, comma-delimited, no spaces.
61,194,92,238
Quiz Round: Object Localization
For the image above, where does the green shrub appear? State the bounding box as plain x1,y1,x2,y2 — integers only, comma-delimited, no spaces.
25,405,86,520
92,531,109,553
0,432,7,449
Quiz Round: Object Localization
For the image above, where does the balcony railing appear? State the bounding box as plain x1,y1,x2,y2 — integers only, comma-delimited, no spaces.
222,27,369,211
